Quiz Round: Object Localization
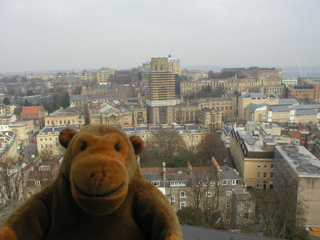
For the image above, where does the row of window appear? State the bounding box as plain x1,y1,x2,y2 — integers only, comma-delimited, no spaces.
257,163,274,169
257,172,274,179
40,137,58,142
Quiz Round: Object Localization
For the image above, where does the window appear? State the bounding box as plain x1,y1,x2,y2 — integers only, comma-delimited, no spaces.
35,180,41,186
271,164,275,169
206,191,212,197
226,202,231,208
244,212,249,220
257,164,261,169
264,164,268,169
151,181,160,186
270,172,274,179
222,180,228,185
210,181,215,186
256,182,260,188
257,172,261,178
264,172,267,179
171,196,175,203
180,202,186,209
232,179,237,185
180,191,186,198
39,166,50,171
170,181,186,187
226,191,232,196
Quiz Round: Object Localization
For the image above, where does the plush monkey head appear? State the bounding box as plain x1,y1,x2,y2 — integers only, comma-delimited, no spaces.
58,125,144,216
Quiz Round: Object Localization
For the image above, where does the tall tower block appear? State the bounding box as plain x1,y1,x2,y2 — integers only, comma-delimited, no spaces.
146,57,177,124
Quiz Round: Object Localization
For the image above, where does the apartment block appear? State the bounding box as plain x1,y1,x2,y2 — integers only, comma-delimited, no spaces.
274,145,320,227
238,92,279,120
230,127,278,189
36,125,81,155
289,85,315,102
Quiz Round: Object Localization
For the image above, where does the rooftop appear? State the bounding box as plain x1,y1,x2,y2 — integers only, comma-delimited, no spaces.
269,105,290,112
276,145,320,177
181,225,279,240
278,99,298,104
70,95,86,101
247,103,268,113
241,92,266,98
237,130,265,152
295,109,318,116
21,106,41,115
38,125,81,135
293,104,320,110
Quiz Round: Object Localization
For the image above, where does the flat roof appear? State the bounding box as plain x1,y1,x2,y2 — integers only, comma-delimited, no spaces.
276,145,320,177
237,130,265,152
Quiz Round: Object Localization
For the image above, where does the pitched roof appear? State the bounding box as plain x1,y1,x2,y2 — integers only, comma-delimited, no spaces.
247,103,268,113
295,109,317,116
21,106,40,115
241,92,266,98
269,105,290,112
220,166,240,179
71,95,86,101
279,99,298,104
290,131,301,139
292,104,320,110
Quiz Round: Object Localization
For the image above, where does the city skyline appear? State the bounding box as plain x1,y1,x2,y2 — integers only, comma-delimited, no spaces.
1,0,320,73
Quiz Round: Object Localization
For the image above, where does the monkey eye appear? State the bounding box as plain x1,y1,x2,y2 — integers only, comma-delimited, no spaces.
114,144,120,152
81,142,87,151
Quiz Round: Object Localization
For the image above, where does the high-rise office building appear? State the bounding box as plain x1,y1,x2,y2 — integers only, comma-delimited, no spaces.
146,57,179,124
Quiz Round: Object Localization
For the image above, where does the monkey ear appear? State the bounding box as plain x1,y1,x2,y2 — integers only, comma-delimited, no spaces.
59,128,78,148
130,136,144,155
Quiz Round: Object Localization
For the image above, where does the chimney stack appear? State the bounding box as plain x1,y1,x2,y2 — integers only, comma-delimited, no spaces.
162,162,166,181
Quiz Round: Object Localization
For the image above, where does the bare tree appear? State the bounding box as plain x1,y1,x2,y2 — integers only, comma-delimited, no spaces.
197,130,227,165
252,178,308,240
0,159,26,201
140,130,186,166
186,169,222,228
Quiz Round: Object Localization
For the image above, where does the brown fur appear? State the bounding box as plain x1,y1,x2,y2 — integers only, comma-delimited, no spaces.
0,125,182,240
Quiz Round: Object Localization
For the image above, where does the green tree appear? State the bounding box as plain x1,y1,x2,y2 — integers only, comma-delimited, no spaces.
3,98,10,105
284,87,290,98
176,207,204,226
27,90,34,96
212,86,226,97
167,151,197,167
24,100,33,106
61,92,70,109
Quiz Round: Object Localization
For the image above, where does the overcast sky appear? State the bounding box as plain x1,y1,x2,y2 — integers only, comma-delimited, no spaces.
0,0,319,73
